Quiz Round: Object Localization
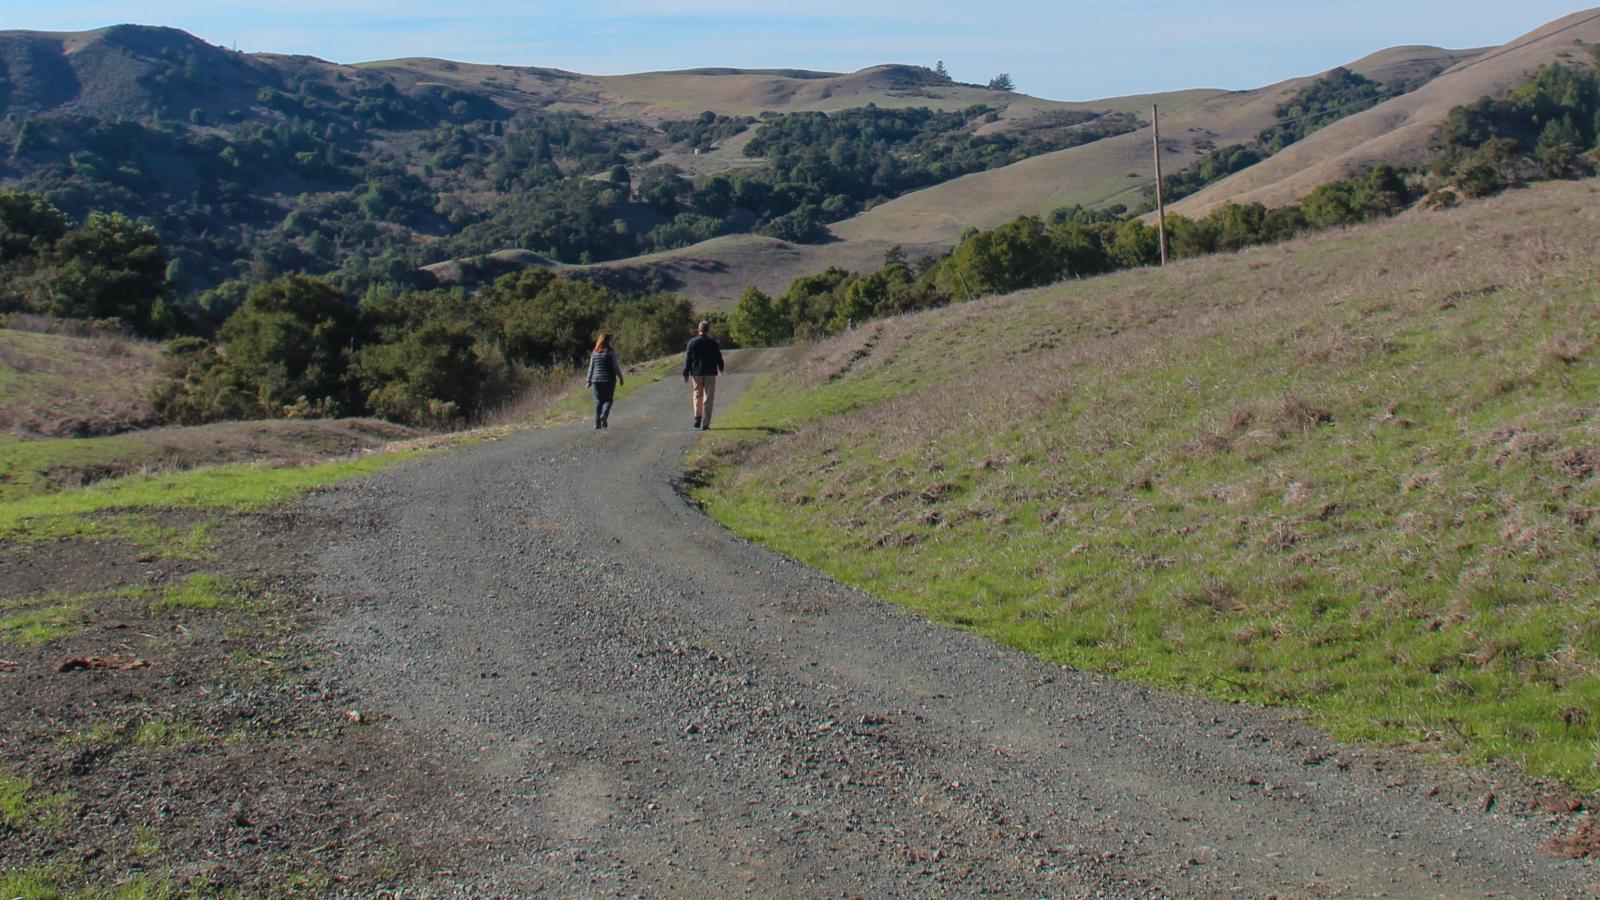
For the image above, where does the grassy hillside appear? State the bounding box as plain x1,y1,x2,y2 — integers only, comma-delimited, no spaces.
1172,8,1600,216
693,179,1600,787
0,418,420,503
610,43,1475,307
576,233,942,310
828,46,1480,248
0,317,426,501
0,323,163,438
363,58,1089,123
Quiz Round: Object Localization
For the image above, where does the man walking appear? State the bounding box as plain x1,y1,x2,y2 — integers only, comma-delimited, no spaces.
683,320,725,430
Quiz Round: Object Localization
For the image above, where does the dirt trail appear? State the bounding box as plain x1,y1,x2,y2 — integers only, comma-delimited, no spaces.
308,350,1596,897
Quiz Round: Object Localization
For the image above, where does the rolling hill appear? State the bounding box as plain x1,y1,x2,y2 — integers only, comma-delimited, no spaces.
1,12,1595,314
831,44,1484,244
364,57,1073,123
581,42,1495,307
1170,8,1600,217
0,24,1142,307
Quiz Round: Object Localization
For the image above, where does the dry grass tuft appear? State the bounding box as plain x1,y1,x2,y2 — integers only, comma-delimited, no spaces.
1547,817,1600,859
1180,579,1242,614
1273,393,1334,434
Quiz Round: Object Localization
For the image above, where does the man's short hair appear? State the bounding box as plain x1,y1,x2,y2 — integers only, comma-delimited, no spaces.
697,321,710,333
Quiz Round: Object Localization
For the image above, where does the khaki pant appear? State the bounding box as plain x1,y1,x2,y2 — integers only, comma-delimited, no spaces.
689,375,717,425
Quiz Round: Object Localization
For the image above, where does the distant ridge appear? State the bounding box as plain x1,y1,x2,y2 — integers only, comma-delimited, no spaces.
1170,7,1600,216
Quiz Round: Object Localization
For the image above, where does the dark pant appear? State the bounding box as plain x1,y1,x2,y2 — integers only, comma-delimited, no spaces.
592,381,616,425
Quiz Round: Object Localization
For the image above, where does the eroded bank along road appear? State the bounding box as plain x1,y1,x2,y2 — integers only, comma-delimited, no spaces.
308,349,1596,897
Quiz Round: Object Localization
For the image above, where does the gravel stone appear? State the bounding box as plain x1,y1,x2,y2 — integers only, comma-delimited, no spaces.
304,350,1599,897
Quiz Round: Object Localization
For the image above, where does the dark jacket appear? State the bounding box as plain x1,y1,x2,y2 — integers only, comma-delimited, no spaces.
683,334,724,378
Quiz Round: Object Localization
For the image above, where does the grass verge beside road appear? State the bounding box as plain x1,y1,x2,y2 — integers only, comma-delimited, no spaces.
692,180,1600,789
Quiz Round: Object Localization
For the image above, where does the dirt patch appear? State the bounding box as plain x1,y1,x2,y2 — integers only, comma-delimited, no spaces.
1546,818,1600,859
0,505,478,893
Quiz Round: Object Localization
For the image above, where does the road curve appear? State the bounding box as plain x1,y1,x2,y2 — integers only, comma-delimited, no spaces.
309,349,1596,897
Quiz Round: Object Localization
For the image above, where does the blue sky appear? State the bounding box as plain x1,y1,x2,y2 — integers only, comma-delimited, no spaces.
6,2,1590,99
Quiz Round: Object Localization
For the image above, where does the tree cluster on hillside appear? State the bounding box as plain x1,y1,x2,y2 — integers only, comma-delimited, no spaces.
1147,65,1444,210
1430,53,1600,199
153,267,696,427
657,112,754,150
730,164,1421,344
0,32,1128,321
0,191,173,334
734,105,1130,238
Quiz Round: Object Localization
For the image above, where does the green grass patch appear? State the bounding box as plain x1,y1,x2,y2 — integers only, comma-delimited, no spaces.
131,824,164,859
0,600,86,647
152,574,256,613
0,770,75,833
0,867,67,900
60,716,213,750
697,183,1600,789
0,452,413,549
131,719,211,749
0,588,143,646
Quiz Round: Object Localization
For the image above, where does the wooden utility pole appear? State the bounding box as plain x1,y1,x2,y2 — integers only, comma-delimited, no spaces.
1152,104,1169,267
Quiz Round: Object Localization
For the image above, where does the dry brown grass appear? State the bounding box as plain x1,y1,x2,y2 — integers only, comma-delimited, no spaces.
828,43,1483,247
1172,10,1600,216
577,234,933,310
363,58,1088,124
0,323,164,438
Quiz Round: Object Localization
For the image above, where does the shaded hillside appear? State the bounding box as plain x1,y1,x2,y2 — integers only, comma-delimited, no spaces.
1171,8,1600,216
0,26,1120,310
0,25,274,122
696,177,1600,787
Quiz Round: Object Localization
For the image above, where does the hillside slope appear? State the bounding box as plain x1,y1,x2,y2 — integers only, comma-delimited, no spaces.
830,45,1480,246
1171,7,1600,216
0,27,1078,126
0,25,1125,305
367,58,1079,122
697,178,1600,786
0,325,163,438
591,42,1480,306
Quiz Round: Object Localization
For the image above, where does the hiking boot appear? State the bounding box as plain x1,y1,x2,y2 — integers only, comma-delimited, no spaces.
692,417,701,428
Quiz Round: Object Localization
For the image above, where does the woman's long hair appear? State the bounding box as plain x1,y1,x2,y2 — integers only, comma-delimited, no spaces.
593,333,613,352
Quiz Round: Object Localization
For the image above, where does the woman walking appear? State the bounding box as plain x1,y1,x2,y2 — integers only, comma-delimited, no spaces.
586,333,624,429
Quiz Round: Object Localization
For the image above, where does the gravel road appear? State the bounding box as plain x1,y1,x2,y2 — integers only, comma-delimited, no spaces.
308,349,1596,897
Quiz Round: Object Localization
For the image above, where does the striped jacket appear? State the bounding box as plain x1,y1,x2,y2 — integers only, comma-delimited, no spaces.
587,349,623,384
